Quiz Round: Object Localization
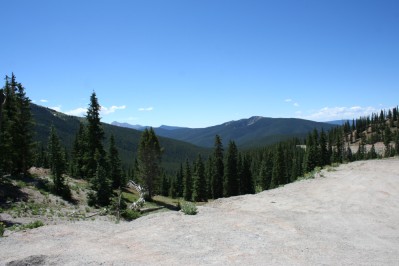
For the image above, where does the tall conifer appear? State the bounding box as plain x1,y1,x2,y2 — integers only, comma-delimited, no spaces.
212,135,224,199
224,141,239,197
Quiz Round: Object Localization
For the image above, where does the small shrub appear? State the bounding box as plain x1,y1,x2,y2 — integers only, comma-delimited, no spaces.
255,185,263,194
25,220,44,229
8,220,44,232
181,201,197,215
122,209,141,221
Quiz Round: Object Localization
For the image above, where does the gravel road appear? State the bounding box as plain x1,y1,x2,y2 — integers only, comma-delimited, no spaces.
1,158,399,265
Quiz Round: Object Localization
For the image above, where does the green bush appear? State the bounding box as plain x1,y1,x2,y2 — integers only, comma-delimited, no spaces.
8,220,44,232
121,209,141,221
25,220,44,229
181,201,197,215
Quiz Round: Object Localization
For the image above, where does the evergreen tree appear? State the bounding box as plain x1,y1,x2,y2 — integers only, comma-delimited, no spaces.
47,125,69,198
161,173,170,197
0,74,34,176
345,144,353,162
368,144,378,159
224,141,239,197
71,123,86,179
205,156,214,200
212,135,224,199
108,135,124,189
176,163,184,197
319,129,329,166
89,162,112,206
169,177,177,198
304,133,317,172
193,155,207,202
84,92,106,179
183,159,192,201
356,142,366,160
0,75,16,174
13,82,34,175
259,151,273,190
271,144,284,188
137,128,162,200
240,155,254,195
383,125,392,157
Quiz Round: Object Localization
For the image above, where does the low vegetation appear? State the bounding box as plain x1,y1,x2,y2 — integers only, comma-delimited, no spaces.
181,201,198,215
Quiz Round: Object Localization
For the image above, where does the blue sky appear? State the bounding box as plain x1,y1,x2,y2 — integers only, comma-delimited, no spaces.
1,0,398,128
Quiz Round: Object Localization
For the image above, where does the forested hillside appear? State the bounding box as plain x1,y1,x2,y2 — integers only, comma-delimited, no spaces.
160,107,399,202
116,116,335,148
31,104,210,172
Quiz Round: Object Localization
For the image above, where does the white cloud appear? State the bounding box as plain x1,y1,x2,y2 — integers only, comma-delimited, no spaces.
293,102,300,107
138,107,154,112
302,106,379,121
64,105,126,117
101,105,126,115
66,107,87,117
40,99,48,103
284,99,292,102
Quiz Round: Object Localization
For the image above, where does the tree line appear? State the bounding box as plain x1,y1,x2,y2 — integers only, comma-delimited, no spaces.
1,74,399,208
157,108,399,202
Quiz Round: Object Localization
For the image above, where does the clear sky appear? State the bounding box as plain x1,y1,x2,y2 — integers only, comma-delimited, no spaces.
1,0,398,128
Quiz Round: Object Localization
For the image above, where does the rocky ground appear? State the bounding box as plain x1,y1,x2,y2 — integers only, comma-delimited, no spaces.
1,158,399,265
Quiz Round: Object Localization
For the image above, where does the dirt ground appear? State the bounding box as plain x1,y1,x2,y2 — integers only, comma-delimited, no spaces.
1,158,399,265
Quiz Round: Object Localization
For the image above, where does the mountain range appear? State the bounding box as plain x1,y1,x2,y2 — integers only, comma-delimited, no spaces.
32,104,336,171
31,104,209,172
112,116,335,148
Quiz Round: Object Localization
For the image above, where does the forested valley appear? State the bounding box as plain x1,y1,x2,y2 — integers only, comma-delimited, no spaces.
1,74,399,222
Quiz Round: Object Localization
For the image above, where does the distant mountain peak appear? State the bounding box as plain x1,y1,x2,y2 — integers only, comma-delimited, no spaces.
247,116,264,126
111,121,146,130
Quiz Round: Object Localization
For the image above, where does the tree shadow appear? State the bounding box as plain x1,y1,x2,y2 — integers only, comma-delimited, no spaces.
0,178,29,209
151,199,180,211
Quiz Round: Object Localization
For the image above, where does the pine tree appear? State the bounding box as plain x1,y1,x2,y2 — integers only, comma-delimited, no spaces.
183,159,192,201
169,176,177,198
84,92,106,179
108,135,124,189
205,156,214,199
319,129,329,166
192,155,207,202
137,128,162,200
356,142,366,160
1,75,17,174
240,155,254,195
0,74,34,176
259,151,272,190
368,144,378,159
176,163,184,197
212,135,224,199
90,162,112,206
271,144,284,189
224,141,239,197
13,82,34,175
383,125,392,157
304,133,317,172
47,125,68,196
161,173,170,197
71,123,86,179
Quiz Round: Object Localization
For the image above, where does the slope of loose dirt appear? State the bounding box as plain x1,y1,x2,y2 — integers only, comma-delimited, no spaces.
1,158,399,265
